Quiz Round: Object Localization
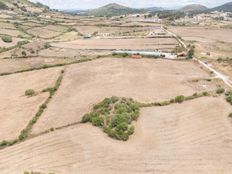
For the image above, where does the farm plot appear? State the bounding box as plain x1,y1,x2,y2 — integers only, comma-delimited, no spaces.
0,67,62,141
0,29,23,37
27,27,61,39
50,31,81,42
74,25,151,35
43,25,68,32
39,47,111,58
32,58,214,134
51,38,178,50
169,26,232,59
1,97,232,174
0,22,16,29
0,58,73,74
169,26,232,43
0,37,22,48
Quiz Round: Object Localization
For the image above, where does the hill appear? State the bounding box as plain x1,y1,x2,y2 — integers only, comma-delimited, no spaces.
180,4,208,12
87,3,143,17
144,7,164,12
0,0,48,14
211,2,232,12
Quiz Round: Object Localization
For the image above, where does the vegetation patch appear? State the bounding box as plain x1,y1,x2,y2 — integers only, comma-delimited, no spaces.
139,91,209,107
229,113,232,118
1,35,13,43
225,90,232,105
81,97,139,141
216,87,225,94
24,171,55,174
0,70,64,148
25,89,35,97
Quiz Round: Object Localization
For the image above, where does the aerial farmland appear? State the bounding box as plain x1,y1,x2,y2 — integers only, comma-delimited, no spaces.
0,0,232,174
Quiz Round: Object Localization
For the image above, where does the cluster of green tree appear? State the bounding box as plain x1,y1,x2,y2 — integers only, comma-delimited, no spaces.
82,97,140,141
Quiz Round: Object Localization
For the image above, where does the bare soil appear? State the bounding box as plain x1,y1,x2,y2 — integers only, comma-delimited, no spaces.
51,38,178,50
0,67,62,141
32,58,212,134
1,97,232,174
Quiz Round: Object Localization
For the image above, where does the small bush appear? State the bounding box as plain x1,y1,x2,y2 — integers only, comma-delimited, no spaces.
22,50,27,57
25,89,35,96
226,90,232,105
174,95,185,103
44,43,51,49
1,35,12,43
229,113,232,118
216,87,225,94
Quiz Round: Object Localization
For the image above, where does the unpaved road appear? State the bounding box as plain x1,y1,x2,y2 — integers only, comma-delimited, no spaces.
164,27,232,88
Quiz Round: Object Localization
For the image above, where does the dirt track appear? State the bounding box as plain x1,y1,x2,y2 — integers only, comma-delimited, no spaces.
32,58,212,135
1,97,232,174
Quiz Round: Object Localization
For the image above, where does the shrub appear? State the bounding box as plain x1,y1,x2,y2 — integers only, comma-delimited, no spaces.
174,95,185,103
203,91,209,96
1,35,12,43
17,40,29,46
25,89,35,96
229,113,232,118
186,45,195,59
226,90,232,105
22,50,27,57
216,87,225,94
44,42,51,49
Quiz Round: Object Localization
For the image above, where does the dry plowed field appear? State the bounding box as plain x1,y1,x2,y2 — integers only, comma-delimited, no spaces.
51,38,178,50
32,58,213,134
0,67,62,141
169,26,232,43
1,97,232,174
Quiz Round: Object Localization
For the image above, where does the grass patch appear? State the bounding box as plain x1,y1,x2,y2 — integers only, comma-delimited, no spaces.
81,97,139,141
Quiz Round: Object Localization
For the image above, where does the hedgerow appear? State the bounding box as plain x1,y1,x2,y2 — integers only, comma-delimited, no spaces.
0,70,64,148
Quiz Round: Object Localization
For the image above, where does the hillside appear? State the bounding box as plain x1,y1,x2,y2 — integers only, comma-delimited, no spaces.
87,3,143,17
180,4,208,12
0,0,47,14
0,1,8,10
144,7,164,12
212,2,232,12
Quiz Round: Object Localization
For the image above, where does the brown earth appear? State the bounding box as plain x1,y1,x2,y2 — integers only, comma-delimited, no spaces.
32,58,212,135
1,97,232,174
51,38,178,50
0,67,62,141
